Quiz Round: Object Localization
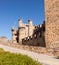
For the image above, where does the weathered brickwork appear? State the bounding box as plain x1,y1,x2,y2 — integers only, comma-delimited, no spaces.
45,0,59,48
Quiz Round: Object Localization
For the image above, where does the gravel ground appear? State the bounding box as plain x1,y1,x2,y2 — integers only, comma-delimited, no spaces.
0,44,59,65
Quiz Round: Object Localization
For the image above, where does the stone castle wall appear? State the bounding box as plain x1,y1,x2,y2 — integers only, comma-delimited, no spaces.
0,40,47,54
22,22,46,47
45,0,59,48
0,39,59,57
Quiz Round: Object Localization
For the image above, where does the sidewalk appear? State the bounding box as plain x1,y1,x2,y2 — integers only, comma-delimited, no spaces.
0,44,59,65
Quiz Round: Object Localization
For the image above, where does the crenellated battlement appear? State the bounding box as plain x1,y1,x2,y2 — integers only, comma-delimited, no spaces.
22,22,45,47
11,19,45,47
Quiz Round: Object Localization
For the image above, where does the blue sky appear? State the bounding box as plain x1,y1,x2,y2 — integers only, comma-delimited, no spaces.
0,0,45,39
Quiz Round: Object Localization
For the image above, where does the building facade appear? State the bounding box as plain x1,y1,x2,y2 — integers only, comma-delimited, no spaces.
11,19,35,44
11,19,45,47
22,21,45,47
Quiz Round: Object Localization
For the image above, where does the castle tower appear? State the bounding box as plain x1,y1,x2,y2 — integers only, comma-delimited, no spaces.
28,20,34,36
45,0,59,48
11,27,17,43
18,19,25,44
18,19,23,27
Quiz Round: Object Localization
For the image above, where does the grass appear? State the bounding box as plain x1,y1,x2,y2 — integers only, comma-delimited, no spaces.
0,48,42,65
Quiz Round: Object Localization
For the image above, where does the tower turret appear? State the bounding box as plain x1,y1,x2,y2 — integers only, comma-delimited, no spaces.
28,20,34,36
11,26,17,43
18,19,26,44
18,19,23,28
28,20,33,25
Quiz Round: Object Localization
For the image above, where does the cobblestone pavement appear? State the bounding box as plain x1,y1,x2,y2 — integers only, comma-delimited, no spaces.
0,44,59,65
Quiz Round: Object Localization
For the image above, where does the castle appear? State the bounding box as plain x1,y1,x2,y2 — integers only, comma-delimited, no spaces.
11,19,35,44
11,19,45,47
0,0,59,57
11,0,59,52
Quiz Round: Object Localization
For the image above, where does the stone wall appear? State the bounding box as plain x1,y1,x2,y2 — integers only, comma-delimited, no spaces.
22,22,46,47
0,40,46,54
45,0,59,48
0,38,59,57
0,40,59,57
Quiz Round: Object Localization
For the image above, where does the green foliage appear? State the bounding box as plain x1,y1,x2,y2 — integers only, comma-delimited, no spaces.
0,48,42,65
